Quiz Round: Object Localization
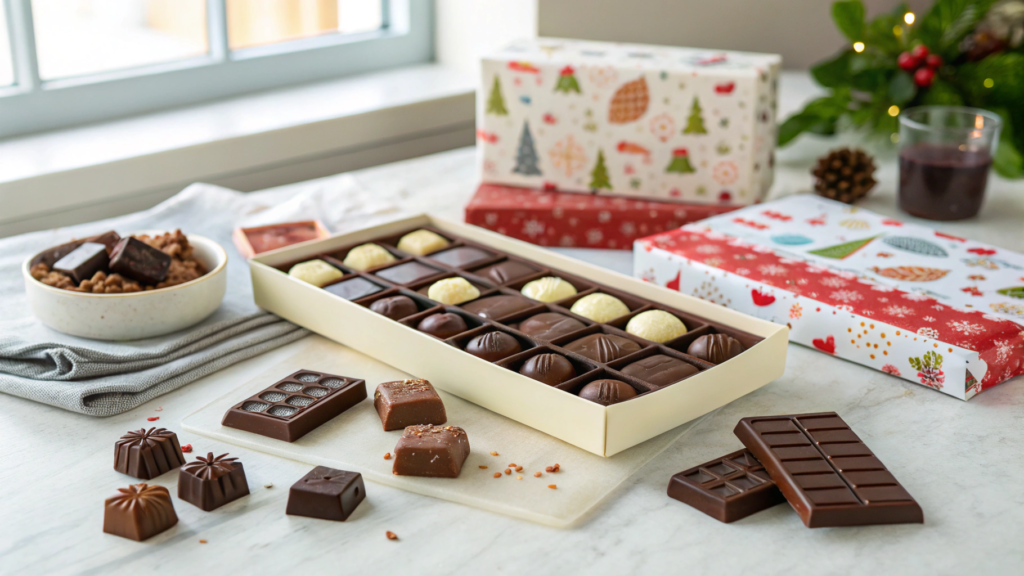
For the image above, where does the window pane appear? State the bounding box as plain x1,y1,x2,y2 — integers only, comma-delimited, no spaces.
0,3,13,86
32,0,208,81
227,0,382,50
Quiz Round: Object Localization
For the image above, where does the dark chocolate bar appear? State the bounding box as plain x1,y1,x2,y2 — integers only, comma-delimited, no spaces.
53,242,109,283
221,370,367,442
734,412,923,528
286,466,366,521
114,427,186,480
178,452,250,511
104,483,178,541
109,237,172,284
373,379,447,431
667,449,785,523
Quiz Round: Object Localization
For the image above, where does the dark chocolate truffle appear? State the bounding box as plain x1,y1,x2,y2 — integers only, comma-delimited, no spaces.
687,334,744,364
417,313,468,338
578,379,638,406
429,246,493,268
460,295,536,320
465,332,522,362
324,277,383,300
370,295,419,320
519,353,576,386
563,333,642,363
620,354,699,387
375,261,443,285
476,260,538,284
518,312,586,341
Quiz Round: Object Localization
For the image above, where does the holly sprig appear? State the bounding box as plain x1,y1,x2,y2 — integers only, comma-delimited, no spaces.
780,0,1024,178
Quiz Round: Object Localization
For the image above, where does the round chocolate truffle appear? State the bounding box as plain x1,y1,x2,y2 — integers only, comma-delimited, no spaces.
687,334,745,364
625,310,687,343
578,379,638,406
427,277,480,305
343,243,396,271
570,293,630,323
620,354,699,387
520,276,578,303
370,295,419,320
465,331,522,362
417,313,468,339
563,333,642,363
519,354,576,386
518,312,586,341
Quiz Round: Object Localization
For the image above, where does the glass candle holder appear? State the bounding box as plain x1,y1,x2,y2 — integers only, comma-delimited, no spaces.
898,106,1002,221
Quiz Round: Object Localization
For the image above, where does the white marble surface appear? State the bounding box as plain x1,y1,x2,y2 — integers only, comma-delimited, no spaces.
3,72,1024,574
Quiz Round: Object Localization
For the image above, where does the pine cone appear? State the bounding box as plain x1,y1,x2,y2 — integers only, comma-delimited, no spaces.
812,148,877,204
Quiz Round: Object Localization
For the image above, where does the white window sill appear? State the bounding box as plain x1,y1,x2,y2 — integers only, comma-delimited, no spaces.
0,64,476,237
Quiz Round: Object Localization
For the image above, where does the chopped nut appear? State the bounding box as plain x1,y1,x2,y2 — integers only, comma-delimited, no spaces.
478,465,488,469
548,484,557,489
264,483,273,489
545,466,554,473
386,531,398,540
199,539,208,544
493,472,501,478
508,463,516,467
533,471,542,478
504,468,511,475
489,451,499,456
516,475,523,480
384,452,391,460
515,466,523,472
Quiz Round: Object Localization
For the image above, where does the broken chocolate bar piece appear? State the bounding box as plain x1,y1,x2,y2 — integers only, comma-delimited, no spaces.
178,452,250,511
374,379,447,431
84,230,122,254
53,242,109,283
286,466,366,521
392,425,470,478
734,412,923,528
221,370,367,442
109,237,172,284
667,449,785,523
114,427,186,480
104,483,178,541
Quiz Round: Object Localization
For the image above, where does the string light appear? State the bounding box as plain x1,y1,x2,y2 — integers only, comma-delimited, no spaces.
888,105,900,117
893,25,903,36
904,12,915,24
983,78,994,88
853,42,865,52
891,133,900,144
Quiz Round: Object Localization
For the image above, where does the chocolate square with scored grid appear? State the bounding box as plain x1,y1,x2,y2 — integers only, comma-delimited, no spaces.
222,370,367,442
667,449,785,523
734,412,923,528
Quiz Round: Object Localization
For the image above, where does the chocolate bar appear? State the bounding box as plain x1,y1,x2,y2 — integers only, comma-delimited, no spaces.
53,242,109,283
114,427,186,480
734,412,923,528
221,370,367,442
104,483,178,541
374,379,447,431
667,449,785,523
109,237,172,284
392,425,470,478
178,452,250,511
286,466,366,521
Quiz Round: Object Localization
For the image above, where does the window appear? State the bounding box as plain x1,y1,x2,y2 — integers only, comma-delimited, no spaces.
0,0,432,139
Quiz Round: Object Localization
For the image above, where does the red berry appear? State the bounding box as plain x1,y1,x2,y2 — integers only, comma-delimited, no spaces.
911,45,930,60
897,52,919,71
925,54,943,69
914,67,935,88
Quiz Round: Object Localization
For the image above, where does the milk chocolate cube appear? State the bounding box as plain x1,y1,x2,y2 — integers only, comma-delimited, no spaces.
374,379,447,431
53,242,109,283
392,425,469,478
103,483,178,542
286,466,366,521
109,237,171,284
178,452,250,511
114,427,186,480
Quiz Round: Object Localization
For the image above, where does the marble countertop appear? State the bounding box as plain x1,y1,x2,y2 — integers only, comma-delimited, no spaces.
3,72,1024,574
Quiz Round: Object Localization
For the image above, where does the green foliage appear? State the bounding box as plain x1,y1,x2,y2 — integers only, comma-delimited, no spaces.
909,350,943,372
779,0,1024,178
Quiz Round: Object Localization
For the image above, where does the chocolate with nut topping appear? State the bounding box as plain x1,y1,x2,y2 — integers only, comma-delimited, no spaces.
374,379,447,431
392,425,470,478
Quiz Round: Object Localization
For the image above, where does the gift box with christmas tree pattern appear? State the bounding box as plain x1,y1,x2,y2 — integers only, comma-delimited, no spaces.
478,38,781,205
633,195,1024,400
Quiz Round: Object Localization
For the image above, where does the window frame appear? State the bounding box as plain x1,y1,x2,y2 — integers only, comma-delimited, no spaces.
0,0,433,139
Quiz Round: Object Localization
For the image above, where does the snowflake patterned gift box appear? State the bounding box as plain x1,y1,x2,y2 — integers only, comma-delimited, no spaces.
478,38,781,205
464,183,738,250
633,194,1024,400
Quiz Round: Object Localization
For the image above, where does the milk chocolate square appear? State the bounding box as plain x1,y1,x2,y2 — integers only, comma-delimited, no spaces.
392,425,469,478
374,379,447,431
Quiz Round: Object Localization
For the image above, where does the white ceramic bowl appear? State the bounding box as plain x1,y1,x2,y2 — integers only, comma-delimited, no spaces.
22,233,228,341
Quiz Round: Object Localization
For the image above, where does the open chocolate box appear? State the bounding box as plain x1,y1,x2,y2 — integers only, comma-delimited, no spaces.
249,215,788,456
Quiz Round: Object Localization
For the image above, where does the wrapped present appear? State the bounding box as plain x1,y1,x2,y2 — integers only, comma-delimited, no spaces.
634,195,1024,400
478,38,781,205
465,183,738,250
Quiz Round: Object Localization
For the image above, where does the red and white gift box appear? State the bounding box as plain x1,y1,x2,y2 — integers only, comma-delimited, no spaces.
634,195,1024,400
465,183,738,250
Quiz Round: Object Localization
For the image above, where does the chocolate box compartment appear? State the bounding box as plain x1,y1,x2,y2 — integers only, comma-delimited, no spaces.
249,214,789,457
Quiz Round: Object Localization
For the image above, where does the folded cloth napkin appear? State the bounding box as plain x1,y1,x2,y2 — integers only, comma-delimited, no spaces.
0,179,402,416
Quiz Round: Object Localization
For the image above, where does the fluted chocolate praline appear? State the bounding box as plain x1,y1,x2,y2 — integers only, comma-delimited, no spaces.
370,295,419,320
687,334,744,364
114,427,186,480
563,333,641,363
578,379,637,406
104,483,178,542
178,453,250,511
519,353,576,386
465,331,521,362
417,313,468,338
